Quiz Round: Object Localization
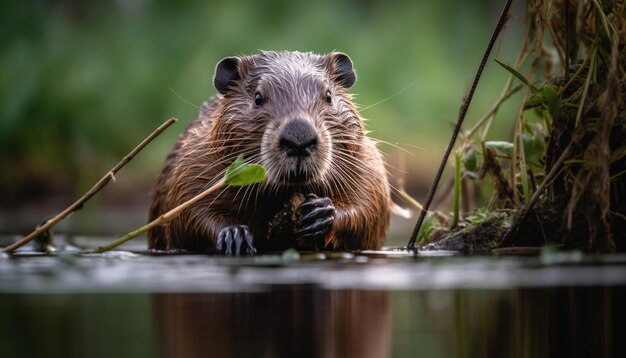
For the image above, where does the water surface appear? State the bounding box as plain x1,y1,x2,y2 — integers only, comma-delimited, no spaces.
1,236,624,357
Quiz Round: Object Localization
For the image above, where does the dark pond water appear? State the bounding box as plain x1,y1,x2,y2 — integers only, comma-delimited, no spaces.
1,236,625,358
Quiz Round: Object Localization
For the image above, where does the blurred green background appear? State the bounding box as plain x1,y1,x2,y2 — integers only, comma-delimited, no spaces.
0,0,525,236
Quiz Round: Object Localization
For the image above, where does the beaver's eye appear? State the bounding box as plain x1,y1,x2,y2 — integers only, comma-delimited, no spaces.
325,90,332,105
254,92,263,108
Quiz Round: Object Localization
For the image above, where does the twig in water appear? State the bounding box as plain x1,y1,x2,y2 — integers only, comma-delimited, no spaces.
3,118,178,254
97,156,265,252
406,0,513,251
97,178,225,253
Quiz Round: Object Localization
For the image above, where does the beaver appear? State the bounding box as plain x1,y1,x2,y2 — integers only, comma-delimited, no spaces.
148,51,390,255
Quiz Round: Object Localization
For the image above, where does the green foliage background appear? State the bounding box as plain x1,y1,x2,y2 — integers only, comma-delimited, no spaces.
0,0,524,228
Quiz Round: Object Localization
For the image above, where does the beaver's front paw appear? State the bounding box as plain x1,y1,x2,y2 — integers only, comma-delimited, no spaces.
216,225,257,256
296,193,335,249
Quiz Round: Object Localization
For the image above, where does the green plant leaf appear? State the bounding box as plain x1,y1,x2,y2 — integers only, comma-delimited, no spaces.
465,210,490,225
224,155,266,186
541,85,561,116
522,131,545,165
523,85,560,115
462,147,478,172
484,141,514,156
523,91,545,110
494,58,539,93
418,214,438,245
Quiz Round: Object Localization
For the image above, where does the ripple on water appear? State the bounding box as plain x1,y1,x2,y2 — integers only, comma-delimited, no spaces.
1,242,626,293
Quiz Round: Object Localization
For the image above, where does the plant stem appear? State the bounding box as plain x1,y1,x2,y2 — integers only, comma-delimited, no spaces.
562,40,596,93
473,17,530,141
518,119,530,203
466,83,523,139
592,0,614,39
542,108,553,134
500,142,573,246
97,178,225,253
452,151,461,228
536,0,566,66
406,0,513,251
3,117,177,254
575,45,597,127
508,59,536,207
398,189,450,224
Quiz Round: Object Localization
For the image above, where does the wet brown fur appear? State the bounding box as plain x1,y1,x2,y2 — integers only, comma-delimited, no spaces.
148,51,390,252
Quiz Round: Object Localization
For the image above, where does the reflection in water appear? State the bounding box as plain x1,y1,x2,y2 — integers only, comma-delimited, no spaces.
0,286,624,357
153,289,391,358
393,287,625,358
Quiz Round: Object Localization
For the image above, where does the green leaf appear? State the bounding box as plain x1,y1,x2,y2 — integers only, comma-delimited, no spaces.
465,211,490,225
418,214,437,244
494,58,539,93
542,85,561,116
522,131,545,165
224,155,266,186
523,85,561,115
484,141,514,156
542,108,552,134
462,147,478,172
523,91,545,110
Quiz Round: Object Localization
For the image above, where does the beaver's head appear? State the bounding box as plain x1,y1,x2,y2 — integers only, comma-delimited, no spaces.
212,51,365,187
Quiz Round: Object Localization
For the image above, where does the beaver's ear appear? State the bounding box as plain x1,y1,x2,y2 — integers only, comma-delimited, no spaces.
329,52,356,89
214,57,242,95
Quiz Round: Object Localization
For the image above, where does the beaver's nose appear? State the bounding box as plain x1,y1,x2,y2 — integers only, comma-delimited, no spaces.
279,118,319,157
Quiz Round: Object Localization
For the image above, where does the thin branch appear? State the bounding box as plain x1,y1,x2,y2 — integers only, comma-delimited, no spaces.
397,189,450,224
97,157,266,252
97,178,225,253
575,44,597,127
509,83,532,207
3,117,178,254
406,0,514,251
466,83,523,139
562,39,597,93
473,10,531,141
543,2,567,66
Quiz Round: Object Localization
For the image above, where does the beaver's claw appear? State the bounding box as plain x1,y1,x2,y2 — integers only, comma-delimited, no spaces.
216,225,257,256
296,193,335,246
